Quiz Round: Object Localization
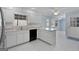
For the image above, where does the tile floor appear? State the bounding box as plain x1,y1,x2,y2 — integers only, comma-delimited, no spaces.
8,31,79,51
54,31,79,51
8,39,55,51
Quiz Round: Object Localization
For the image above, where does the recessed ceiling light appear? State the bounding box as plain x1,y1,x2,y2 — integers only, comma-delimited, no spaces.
31,8,36,10
51,8,59,16
45,28,50,30
26,10,34,14
54,11,59,16
8,7,14,9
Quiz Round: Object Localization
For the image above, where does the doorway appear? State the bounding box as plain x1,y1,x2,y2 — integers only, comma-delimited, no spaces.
29,29,37,42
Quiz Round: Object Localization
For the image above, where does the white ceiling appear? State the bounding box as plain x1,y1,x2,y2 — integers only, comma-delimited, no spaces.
5,7,79,17
5,7,79,13
17,7,79,16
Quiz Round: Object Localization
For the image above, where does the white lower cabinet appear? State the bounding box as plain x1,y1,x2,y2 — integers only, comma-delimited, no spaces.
16,31,29,45
38,29,56,45
6,31,17,47
16,31,24,44
23,31,29,42
6,30,29,47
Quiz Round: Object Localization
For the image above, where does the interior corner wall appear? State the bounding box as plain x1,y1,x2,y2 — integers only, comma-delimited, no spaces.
27,14,46,27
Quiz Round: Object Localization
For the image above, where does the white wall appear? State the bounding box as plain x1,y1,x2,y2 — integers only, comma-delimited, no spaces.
2,8,28,28
27,13,46,28
2,8,55,29
3,8,14,27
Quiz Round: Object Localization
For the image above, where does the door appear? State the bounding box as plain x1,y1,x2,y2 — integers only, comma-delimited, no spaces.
30,29,37,42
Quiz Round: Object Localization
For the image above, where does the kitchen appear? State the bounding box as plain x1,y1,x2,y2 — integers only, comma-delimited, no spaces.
0,7,56,51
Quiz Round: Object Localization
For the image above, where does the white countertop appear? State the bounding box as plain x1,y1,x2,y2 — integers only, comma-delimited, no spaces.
5,24,56,32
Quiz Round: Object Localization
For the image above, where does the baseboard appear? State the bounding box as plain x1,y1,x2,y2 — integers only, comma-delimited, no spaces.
7,38,53,50
37,38,52,45
0,48,8,51
7,41,29,50
67,36,79,41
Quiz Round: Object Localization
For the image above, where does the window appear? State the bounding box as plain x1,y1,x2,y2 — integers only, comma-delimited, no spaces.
77,17,79,27
55,20,58,26
70,17,79,27
15,14,26,20
14,14,27,26
45,18,55,31
45,19,50,30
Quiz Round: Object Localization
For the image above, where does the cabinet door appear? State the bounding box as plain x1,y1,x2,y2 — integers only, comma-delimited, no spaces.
6,31,17,47
38,30,56,45
17,31,24,44
23,31,29,42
